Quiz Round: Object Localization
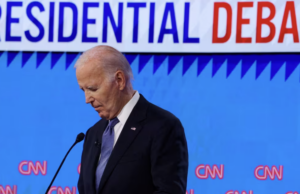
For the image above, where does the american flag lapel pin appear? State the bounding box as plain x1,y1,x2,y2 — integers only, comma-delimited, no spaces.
131,127,136,131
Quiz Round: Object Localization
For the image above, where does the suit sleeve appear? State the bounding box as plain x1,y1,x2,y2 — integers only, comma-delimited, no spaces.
77,128,90,194
150,118,189,194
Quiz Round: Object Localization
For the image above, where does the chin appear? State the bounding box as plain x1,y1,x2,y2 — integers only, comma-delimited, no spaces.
98,113,108,120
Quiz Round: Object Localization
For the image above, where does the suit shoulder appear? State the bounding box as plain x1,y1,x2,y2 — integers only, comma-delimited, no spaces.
146,102,185,141
147,102,180,124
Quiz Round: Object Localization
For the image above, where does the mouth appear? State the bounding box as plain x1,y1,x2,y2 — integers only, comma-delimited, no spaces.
94,106,102,111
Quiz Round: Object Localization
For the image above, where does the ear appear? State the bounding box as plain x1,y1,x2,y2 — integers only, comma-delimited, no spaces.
115,70,126,90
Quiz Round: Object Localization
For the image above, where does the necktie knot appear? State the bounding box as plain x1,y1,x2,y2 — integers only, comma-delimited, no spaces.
108,117,119,130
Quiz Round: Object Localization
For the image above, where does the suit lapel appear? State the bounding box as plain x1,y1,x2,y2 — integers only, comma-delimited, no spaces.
89,119,108,194
97,95,149,193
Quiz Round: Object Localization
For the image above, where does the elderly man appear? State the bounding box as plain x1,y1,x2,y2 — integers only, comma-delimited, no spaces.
75,45,188,194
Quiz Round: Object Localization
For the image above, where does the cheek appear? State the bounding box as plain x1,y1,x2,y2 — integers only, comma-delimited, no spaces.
95,82,118,106
94,89,111,105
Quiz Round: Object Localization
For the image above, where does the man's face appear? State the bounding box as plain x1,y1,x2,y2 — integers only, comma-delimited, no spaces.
76,61,121,120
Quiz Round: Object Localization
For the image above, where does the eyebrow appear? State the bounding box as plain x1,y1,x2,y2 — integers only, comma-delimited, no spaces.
79,86,97,91
87,86,99,90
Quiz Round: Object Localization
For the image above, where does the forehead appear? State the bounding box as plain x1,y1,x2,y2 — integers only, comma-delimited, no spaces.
76,61,106,85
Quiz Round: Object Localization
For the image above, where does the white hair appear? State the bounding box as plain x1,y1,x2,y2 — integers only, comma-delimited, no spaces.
74,45,134,82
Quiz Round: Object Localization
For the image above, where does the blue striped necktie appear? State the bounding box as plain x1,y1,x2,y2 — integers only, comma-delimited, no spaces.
95,117,119,191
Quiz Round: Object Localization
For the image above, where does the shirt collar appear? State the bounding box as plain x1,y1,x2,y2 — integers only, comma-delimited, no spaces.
116,91,140,125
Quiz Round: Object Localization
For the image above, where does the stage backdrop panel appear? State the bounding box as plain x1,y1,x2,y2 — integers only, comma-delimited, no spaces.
0,0,300,52
0,52,300,194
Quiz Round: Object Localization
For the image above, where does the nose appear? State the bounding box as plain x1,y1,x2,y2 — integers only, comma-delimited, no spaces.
84,91,93,104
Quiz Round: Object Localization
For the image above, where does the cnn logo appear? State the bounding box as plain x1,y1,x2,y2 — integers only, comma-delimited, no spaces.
18,161,47,175
195,164,224,179
254,165,283,180
186,189,194,194
226,191,253,194
48,186,76,194
0,185,17,194
78,164,81,174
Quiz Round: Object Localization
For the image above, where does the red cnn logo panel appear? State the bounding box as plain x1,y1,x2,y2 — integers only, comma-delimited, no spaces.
195,164,224,179
186,189,194,194
254,165,283,180
47,186,76,194
0,185,17,194
18,161,47,175
77,164,81,174
226,191,253,194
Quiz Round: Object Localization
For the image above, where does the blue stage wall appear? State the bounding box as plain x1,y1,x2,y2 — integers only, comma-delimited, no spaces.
0,52,300,194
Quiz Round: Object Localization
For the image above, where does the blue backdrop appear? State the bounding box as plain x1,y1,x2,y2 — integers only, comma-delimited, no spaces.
0,51,300,194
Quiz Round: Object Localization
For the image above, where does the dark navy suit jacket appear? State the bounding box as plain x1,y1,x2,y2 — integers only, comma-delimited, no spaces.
78,94,188,194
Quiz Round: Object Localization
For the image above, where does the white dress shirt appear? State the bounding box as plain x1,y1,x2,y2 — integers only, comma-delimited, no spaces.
98,91,140,161
112,90,140,147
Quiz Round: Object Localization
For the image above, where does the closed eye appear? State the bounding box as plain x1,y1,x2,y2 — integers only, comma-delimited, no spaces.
87,87,98,92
